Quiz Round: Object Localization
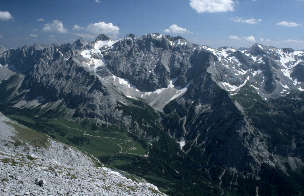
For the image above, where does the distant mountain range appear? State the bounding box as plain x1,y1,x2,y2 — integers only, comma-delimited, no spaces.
0,33,304,195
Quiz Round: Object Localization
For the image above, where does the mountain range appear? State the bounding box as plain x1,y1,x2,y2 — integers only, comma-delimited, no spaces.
0,33,304,195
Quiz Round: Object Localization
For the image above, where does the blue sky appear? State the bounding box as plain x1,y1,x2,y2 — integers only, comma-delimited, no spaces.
1,0,304,49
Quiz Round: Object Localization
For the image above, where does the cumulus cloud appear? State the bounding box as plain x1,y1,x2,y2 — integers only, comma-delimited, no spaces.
0,11,13,21
245,35,256,42
87,21,119,36
72,24,84,31
29,34,38,38
259,38,272,43
37,18,44,22
189,0,235,13
283,39,304,44
228,35,240,40
229,35,256,42
43,20,67,33
164,24,190,34
232,17,262,24
276,21,301,27
229,35,304,49
72,21,120,39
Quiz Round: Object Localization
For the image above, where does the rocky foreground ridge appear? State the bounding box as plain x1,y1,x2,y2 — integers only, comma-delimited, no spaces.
0,112,165,195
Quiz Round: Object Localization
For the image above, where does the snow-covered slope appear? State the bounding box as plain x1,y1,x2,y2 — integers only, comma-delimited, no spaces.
0,113,165,196
80,39,117,71
205,44,304,98
100,75,188,111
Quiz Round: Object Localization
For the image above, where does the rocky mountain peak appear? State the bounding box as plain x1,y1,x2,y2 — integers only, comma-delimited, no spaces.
72,39,88,50
126,33,136,39
249,43,265,56
95,34,111,41
282,47,295,53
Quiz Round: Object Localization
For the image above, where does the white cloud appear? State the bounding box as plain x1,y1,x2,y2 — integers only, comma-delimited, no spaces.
87,21,119,36
37,18,44,22
276,21,301,27
229,35,256,42
72,21,120,39
72,24,84,31
43,20,67,33
245,35,256,42
228,35,304,49
29,34,38,38
95,0,101,3
259,38,272,43
283,39,304,44
228,35,240,40
0,11,13,21
164,24,190,34
232,17,262,24
189,0,235,13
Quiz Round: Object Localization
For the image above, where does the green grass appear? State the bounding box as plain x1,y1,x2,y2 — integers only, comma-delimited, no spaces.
1,158,17,166
26,155,36,161
6,112,147,159
8,114,36,124
6,121,50,148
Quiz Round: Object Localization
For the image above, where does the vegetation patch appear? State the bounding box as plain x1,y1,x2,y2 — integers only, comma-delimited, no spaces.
6,121,50,149
26,155,36,161
1,158,18,166
3,108,147,159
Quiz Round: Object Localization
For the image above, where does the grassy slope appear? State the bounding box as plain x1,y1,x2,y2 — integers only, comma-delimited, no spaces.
6,121,50,149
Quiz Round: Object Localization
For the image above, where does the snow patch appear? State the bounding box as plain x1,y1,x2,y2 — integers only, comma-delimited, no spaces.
220,76,249,93
151,33,163,39
94,40,117,50
169,87,188,102
280,82,289,89
276,49,303,82
112,75,133,89
252,70,262,77
177,139,186,150
299,87,304,92
80,49,105,71
106,75,188,110
80,40,117,72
